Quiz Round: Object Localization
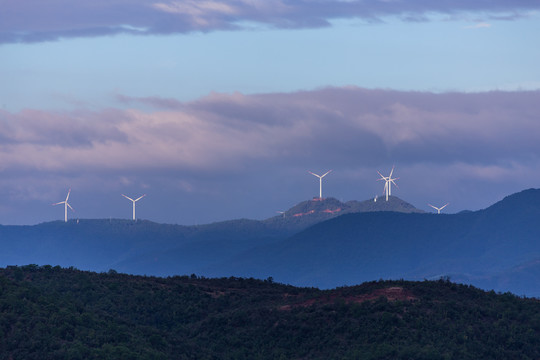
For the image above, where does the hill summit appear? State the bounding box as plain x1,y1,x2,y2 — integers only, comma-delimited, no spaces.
263,195,423,231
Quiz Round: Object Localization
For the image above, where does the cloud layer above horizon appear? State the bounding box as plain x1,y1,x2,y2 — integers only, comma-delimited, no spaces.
2,0,539,43
1,87,539,224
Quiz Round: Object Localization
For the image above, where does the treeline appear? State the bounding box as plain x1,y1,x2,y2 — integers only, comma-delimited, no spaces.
1,265,540,359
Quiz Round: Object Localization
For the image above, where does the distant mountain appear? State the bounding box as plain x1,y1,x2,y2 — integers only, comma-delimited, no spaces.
0,195,422,276
121,196,424,275
3,265,540,359
208,189,540,296
262,195,423,231
2,190,540,296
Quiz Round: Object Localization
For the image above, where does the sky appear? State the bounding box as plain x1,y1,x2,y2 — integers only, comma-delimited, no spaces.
1,0,540,225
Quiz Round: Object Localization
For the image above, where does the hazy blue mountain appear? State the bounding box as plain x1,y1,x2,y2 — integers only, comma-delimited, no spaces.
117,196,424,275
206,189,540,296
0,196,422,276
262,195,423,231
2,190,540,296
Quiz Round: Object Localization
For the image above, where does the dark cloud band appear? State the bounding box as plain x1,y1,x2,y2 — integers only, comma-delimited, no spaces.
1,0,539,43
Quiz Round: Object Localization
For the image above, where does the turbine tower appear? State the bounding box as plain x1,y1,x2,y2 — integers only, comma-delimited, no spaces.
53,189,74,222
429,203,449,214
377,166,399,201
308,170,332,199
122,194,146,221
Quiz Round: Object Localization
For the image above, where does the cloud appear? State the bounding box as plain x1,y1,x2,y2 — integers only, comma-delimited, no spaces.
2,86,540,224
1,0,539,43
2,87,539,173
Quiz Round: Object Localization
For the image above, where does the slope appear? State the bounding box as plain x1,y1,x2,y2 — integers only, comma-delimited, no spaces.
2,265,540,359
213,189,540,295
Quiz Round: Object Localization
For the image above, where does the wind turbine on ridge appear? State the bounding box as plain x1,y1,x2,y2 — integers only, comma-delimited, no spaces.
377,166,399,201
122,194,146,221
428,203,449,214
308,170,332,199
53,189,74,222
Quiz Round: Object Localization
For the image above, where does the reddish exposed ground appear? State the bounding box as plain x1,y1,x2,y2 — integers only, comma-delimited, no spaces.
293,210,315,217
280,287,416,310
322,208,342,214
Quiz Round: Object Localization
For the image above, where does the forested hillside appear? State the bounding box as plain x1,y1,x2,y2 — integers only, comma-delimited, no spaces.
1,265,540,359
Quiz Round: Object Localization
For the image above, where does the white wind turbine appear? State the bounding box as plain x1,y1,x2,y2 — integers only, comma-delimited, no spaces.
429,203,449,214
308,170,332,199
53,189,74,222
122,194,146,221
377,166,399,201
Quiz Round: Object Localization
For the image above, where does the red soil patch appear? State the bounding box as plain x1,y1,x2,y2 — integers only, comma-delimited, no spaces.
322,208,342,214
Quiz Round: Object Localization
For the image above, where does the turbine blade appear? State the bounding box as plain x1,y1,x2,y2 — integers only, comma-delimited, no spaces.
321,170,332,177
52,201,64,206
122,194,134,202
65,188,71,201
390,166,395,177
441,203,449,210
308,171,321,178
67,203,74,211
135,194,146,202
428,204,437,210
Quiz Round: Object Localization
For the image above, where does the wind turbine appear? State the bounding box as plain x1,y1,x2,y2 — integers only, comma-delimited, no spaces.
53,189,74,222
429,203,449,214
122,194,146,221
377,166,399,201
308,170,332,199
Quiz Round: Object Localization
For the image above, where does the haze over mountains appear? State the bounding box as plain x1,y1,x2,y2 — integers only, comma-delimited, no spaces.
1,189,540,296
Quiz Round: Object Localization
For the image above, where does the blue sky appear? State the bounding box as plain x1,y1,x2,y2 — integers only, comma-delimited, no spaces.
4,13,539,112
1,1,540,224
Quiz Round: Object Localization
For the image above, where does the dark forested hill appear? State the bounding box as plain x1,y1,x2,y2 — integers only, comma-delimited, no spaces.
1,265,540,360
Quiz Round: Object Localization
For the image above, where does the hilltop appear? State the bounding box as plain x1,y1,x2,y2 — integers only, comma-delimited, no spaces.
2,265,540,359
263,195,423,231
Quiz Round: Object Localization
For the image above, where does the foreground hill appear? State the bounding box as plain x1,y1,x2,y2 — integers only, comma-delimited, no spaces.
1,265,540,359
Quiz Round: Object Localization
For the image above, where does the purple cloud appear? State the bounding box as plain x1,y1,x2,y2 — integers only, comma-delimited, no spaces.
1,0,539,43
1,87,540,224
2,87,539,178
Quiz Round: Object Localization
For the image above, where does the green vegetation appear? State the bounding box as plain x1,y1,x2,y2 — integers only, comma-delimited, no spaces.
1,265,540,359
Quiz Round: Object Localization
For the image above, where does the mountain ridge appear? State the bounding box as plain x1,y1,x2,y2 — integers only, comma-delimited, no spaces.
1,189,540,296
